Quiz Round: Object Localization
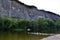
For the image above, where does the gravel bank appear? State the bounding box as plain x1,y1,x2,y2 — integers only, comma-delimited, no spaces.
41,34,60,40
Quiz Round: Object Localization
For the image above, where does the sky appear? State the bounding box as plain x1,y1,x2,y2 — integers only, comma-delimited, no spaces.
18,0,60,15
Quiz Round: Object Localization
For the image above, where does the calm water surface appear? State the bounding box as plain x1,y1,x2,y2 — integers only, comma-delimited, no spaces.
0,32,49,40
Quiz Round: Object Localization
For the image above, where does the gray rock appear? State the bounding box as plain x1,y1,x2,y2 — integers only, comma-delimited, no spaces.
0,0,60,21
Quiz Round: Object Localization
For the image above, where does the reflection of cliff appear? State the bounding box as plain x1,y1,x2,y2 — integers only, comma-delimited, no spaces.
0,0,60,20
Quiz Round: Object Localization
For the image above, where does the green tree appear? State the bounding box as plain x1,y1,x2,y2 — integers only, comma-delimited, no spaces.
37,18,49,33
55,20,60,33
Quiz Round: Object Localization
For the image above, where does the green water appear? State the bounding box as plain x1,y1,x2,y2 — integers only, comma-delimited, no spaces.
0,32,49,40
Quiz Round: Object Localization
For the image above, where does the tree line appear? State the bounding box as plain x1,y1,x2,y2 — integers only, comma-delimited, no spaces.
0,16,60,33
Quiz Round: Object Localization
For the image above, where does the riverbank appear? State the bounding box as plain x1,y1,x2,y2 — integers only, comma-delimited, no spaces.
28,32,56,36
41,34,60,40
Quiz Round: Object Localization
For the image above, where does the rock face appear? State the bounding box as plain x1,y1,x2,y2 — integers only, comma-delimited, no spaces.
41,34,60,40
0,0,60,20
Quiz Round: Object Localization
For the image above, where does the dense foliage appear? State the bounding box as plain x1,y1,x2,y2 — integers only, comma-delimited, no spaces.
0,17,60,33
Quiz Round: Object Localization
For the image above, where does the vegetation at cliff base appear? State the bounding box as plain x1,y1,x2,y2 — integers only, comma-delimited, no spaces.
0,17,60,33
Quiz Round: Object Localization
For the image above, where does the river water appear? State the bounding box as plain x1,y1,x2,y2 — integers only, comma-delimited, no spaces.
0,32,49,40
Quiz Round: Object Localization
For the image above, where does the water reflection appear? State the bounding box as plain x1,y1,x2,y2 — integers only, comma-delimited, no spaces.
0,32,49,40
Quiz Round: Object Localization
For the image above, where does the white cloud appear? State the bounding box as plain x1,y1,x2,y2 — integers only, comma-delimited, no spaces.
19,0,60,15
